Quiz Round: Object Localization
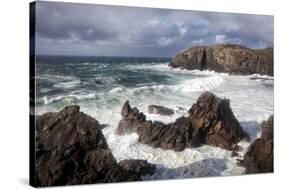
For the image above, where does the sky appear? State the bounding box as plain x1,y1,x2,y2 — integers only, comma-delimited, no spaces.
35,1,274,57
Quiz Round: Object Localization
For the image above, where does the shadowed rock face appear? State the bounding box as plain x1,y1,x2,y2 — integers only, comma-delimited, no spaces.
169,44,273,76
118,159,156,176
243,115,273,173
35,106,140,187
116,92,249,151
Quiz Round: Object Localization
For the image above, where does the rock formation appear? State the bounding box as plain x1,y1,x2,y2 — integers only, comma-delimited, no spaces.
188,91,250,150
35,106,140,187
116,101,192,151
118,159,156,176
148,105,174,116
116,92,249,151
243,115,273,173
169,44,273,76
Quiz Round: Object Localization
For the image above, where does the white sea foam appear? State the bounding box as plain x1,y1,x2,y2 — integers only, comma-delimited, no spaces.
109,87,125,93
249,73,274,80
54,80,81,89
36,74,77,83
43,93,97,105
124,63,229,77
132,75,224,94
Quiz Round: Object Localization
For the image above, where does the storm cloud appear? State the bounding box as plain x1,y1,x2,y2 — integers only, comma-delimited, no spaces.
35,1,274,57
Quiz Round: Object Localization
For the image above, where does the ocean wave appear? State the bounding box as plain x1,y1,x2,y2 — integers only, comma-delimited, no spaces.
248,74,274,86
94,76,118,85
36,74,77,83
54,80,81,89
132,75,224,94
249,74,274,80
109,87,125,93
42,93,97,105
123,63,229,77
81,62,109,69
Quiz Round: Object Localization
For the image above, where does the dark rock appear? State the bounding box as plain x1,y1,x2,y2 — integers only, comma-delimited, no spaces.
138,117,193,151
148,105,174,116
117,101,192,151
116,101,146,135
118,159,156,176
236,159,244,166
116,92,249,151
231,151,240,157
35,106,140,187
100,123,110,129
169,44,273,76
188,91,250,151
243,115,273,173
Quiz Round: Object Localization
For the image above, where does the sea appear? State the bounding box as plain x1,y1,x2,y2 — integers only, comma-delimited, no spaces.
35,55,274,180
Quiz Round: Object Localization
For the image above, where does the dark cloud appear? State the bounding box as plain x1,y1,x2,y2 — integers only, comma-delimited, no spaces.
35,1,274,57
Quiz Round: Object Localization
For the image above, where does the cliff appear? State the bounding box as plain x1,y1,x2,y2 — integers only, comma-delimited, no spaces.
169,44,273,76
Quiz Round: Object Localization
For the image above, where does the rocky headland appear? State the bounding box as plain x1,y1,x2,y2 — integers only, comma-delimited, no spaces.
169,44,273,76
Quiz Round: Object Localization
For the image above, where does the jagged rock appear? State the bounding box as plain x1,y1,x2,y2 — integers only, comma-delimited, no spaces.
188,91,250,151
148,105,174,116
243,115,273,173
138,117,193,151
116,92,249,151
35,106,140,187
169,44,273,76
116,100,146,135
117,101,192,151
118,159,156,176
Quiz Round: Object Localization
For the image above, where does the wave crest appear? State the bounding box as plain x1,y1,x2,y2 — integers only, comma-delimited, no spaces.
132,75,224,94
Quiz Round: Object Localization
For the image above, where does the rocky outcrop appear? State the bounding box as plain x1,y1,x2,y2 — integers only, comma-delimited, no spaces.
116,92,249,151
148,105,174,116
116,100,193,151
188,91,250,150
169,44,273,76
35,106,140,187
243,115,273,173
118,159,156,176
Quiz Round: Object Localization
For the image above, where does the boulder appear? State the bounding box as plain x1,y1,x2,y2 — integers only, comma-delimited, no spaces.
169,44,273,76
118,159,156,176
35,106,140,187
188,91,250,151
148,105,174,116
243,115,273,173
116,92,249,151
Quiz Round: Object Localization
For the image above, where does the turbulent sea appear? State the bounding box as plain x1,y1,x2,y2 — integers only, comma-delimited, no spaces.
35,55,274,180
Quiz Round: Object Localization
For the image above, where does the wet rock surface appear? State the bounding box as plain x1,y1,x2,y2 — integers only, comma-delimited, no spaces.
118,159,156,176
243,115,273,173
188,91,250,150
35,106,140,187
